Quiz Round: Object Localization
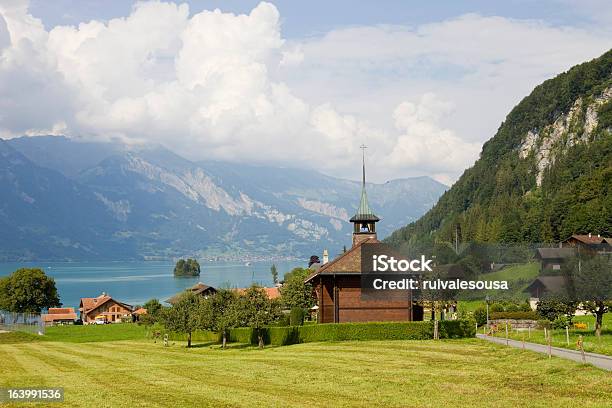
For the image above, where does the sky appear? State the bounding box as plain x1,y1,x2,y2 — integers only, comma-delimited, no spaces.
0,1,610,185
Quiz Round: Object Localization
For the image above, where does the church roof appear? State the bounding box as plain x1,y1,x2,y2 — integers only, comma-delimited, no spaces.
305,237,380,282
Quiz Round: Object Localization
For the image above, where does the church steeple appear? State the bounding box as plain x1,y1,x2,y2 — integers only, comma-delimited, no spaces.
350,145,379,246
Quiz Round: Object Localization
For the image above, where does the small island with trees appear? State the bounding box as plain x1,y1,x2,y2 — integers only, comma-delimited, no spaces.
173,259,201,277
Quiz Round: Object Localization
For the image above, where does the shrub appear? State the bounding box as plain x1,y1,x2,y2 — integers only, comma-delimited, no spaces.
440,319,476,338
537,320,552,329
278,314,290,327
289,307,305,326
490,311,538,320
552,316,568,330
519,303,532,312
473,307,487,326
490,303,505,313
505,304,520,312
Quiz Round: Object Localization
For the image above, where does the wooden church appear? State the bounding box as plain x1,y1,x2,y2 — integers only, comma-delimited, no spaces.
305,149,423,323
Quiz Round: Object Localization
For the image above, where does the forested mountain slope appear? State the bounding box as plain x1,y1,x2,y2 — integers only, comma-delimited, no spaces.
387,49,612,251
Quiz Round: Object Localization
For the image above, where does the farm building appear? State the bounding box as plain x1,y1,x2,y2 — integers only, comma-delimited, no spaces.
41,307,77,326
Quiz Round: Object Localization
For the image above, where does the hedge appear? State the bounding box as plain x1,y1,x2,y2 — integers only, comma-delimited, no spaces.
228,327,258,344
490,311,538,320
227,320,475,346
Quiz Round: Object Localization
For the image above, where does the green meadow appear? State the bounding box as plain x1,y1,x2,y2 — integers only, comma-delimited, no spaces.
1,327,611,407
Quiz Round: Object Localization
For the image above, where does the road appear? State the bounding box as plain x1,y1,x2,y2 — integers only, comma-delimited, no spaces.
476,334,612,371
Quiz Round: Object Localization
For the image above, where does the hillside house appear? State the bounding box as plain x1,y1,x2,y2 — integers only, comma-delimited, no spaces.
561,234,612,254
165,282,217,305
535,247,576,272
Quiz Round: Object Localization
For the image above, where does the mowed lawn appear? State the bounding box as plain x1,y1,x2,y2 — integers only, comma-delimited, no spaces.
1,337,611,407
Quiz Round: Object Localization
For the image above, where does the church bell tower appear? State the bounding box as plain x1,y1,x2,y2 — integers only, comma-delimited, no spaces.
350,145,380,247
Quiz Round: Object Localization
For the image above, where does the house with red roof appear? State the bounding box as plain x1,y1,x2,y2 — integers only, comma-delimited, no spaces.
41,307,77,326
79,293,133,324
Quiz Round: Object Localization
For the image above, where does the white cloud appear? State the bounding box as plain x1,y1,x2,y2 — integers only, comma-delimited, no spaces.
0,1,610,183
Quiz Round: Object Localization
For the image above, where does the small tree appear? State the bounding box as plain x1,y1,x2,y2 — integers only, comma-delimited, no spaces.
0,268,61,313
280,268,315,311
233,285,281,348
198,289,237,348
270,264,278,285
536,296,578,324
140,298,165,325
570,256,612,337
163,292,201,347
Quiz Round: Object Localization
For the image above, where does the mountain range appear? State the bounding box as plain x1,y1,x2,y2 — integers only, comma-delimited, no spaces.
387,49,611,253
0,136,446,261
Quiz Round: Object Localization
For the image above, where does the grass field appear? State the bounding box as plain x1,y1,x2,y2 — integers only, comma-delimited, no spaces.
488,314,612,356
1,334,611,407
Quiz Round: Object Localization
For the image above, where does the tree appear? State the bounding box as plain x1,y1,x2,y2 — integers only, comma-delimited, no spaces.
163,291,201,347
232,285,281,348
280,268,315,311
0,268,60,313
536,297,578,324
139,298,165,325
198,289,237,348
270,264,278,285
570,255,612,337
173,258,201,277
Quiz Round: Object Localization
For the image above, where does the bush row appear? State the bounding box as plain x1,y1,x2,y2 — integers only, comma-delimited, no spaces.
489,311,539,320
227,320,476,346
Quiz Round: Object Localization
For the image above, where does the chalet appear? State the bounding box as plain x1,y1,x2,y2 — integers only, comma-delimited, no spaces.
165,282,217,305
305,149,423,323
41,307,77,326
524,276,568,299
79,293,133,324
535,247,576,272
561,234,612,254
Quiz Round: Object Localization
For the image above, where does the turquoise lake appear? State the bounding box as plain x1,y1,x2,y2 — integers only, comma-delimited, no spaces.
0,261,300,309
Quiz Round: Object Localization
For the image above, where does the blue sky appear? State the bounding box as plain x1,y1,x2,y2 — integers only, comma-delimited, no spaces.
30,0,610,36
2,1,611,184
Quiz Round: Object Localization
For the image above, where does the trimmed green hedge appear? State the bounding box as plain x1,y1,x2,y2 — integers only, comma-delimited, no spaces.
298,321,434,342
227,320,475,346
229,327,258,344
268,326,300,346
490,311,538,320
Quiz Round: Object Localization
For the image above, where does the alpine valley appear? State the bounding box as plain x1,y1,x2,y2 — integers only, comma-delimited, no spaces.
0,136,446,261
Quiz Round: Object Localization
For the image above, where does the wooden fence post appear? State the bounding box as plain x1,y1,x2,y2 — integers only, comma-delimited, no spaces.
505,321,509,346
578,335,586,363
565,326,570,346
548,333,552,358
522,333,525,350
528,325,531,339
